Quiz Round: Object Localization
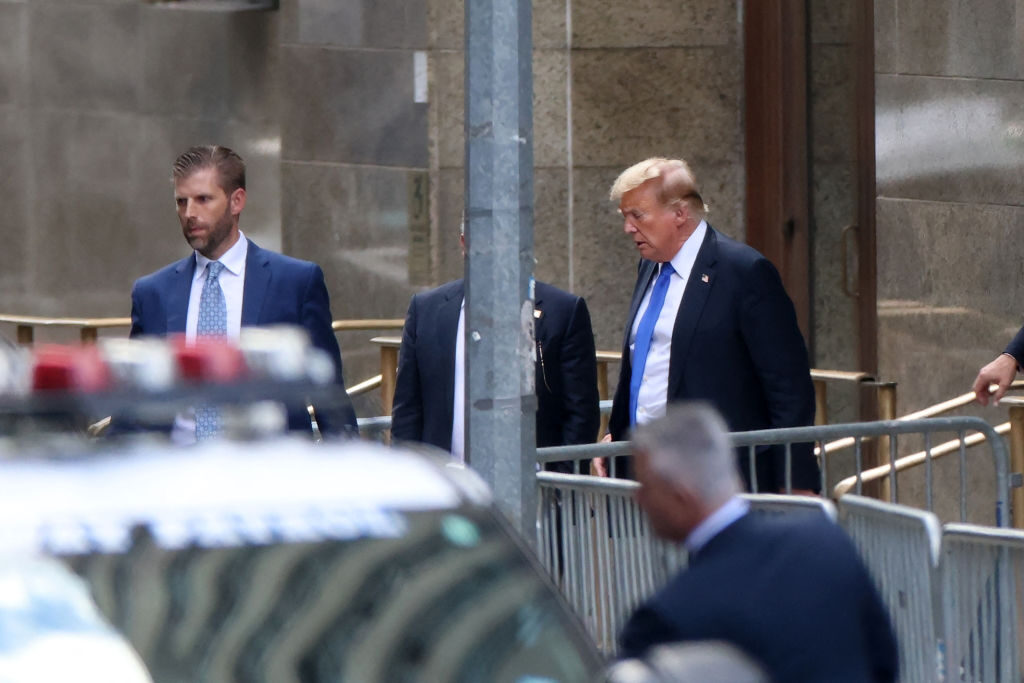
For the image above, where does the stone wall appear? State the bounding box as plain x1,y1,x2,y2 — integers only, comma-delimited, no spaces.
874,0,1024,415
426,0,746,355
0,0,281,331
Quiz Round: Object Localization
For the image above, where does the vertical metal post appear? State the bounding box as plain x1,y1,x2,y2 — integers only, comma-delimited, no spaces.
813,378,827,425
861,381,896,500
1008,404,1024,529
874,382,896,501
379,346,398,416
464,0,536,539
16,325,33,346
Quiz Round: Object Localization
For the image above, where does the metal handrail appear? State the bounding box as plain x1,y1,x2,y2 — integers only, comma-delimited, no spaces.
331,319,403,332
347,374,382,397
832,423,1011,497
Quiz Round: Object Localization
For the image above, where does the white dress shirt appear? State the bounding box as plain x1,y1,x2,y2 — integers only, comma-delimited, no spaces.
630,220,707,425
185,232,248,342
451,299,466,463
685,495,750,555
172,233,248,444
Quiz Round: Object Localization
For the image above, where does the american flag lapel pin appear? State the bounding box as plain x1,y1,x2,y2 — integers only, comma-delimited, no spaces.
534,309,543,319
701,273,710,283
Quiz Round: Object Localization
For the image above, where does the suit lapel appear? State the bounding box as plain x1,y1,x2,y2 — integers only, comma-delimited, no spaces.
166,255,197,334
668,227,718,398
241,240,270,327
438,280,465,416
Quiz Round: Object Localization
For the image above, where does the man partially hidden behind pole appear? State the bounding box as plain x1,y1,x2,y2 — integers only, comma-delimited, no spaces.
619,402,899,683
598,157,818,493
391,220,600,467
129,145,357,440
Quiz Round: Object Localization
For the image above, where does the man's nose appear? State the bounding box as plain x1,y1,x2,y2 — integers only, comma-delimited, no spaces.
184,200,198,219
623,218,636,234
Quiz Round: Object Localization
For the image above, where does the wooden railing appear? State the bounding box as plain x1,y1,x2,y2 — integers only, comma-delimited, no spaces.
0,314,133,345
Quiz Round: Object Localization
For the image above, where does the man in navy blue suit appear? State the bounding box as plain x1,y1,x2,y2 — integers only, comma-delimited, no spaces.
598,157,818,493
391,224,599,467
619,403,899,683
129,145,356,438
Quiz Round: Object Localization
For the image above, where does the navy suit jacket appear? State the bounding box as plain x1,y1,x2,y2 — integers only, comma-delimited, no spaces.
608,225,818,491
619,512,899,683
1005,328,1024,365
390,279,600,468
129,240,357,434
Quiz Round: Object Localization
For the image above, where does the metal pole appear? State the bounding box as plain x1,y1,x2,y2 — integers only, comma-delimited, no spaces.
862,381,896,500
813,378,827,425
464,0,536,540
1009,404,1024,529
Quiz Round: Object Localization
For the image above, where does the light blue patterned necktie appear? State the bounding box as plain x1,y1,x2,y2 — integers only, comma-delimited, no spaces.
195,261,226,440
629,262,675,426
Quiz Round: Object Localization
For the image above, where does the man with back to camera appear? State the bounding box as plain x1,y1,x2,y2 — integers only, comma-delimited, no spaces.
596,157,818,493
129,145,357,439
390,218,600,468
619,402,899,683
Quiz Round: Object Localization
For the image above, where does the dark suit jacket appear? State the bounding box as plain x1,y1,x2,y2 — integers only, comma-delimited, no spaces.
129,240,357,434
1005,328,1024,364
608,225,818,491
619,511,899,683
390,279,600,468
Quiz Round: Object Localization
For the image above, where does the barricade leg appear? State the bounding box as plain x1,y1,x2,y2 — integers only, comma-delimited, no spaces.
1008,405,1024,529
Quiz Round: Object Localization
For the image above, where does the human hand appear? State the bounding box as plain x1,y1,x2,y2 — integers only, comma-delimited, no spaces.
591,434,613,477
973,354,1018,406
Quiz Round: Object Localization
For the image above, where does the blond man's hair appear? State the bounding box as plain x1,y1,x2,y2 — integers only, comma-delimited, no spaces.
609,157,708,218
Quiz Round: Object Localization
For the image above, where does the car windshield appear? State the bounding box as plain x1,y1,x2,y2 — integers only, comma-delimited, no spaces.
62,504,601,683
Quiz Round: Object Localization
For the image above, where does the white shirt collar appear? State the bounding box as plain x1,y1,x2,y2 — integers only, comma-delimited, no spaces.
195,231,247,276
666,219,707,276
684,495,749,555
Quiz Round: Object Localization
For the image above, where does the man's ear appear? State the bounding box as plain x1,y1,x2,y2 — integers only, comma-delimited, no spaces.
230,187,247,216
673,201,690,226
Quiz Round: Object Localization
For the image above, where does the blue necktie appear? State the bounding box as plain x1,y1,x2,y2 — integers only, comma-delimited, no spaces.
195,261,226,440
630,263,675,426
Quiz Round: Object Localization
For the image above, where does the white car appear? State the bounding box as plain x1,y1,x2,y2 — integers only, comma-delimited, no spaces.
0,436,603,682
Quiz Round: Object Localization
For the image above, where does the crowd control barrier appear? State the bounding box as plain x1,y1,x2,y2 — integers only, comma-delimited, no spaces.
536,472,837,656
538,417,1011,526
939,523,1024,682
536,473,683,653
837,495,942,683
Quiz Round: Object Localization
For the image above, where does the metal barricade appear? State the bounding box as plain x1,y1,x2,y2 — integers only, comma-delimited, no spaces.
741,492,837,520
939,523,1024,683
536,472,684,655
539,417,1011,526
357,415,392,442
537,471,844,656
838,495,942,683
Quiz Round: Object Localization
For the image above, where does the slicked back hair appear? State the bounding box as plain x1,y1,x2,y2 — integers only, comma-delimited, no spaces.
172,145,246,195
632,402,741,506
609,157,708,219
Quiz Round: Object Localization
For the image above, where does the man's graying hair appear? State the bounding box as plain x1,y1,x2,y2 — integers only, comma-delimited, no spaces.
632,402,741,503
172,145,246,194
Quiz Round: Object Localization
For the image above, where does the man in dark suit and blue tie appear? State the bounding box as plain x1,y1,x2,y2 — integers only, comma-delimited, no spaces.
598,157,818,493
619,403,899,683
390,225,600,468
129,145,357,438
